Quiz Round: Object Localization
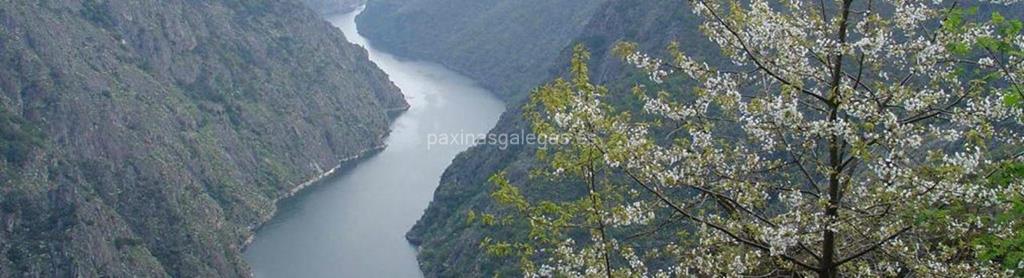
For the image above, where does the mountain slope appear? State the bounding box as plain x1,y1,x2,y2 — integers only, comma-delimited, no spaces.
0,0,405,276
302,0,365,15
356,0,609,99
399,0,710,276
400,0,1024,276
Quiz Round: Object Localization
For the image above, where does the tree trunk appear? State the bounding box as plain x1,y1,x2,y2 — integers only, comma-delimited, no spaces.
822,0,854,277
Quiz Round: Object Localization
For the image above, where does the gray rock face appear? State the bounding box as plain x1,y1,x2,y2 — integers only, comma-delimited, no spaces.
0,0,405,276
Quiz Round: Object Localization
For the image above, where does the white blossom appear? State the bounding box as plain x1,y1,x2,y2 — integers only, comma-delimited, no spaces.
516,0,1024,276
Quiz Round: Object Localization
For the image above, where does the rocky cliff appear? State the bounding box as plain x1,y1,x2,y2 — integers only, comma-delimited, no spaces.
0,0,405,276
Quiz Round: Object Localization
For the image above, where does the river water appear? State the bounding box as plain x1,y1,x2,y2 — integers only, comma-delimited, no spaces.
242,7,505,278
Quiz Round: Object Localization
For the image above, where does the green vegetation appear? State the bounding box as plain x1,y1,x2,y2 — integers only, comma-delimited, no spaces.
976,163,1024,272
968,13,1024,273
0,108,44,165
399,0,715,276
393,0,1024,276
480,3,1024,276
80,0,115,29
0,0,404,276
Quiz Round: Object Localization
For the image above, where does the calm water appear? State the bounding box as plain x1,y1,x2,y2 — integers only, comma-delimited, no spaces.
242,7,504,278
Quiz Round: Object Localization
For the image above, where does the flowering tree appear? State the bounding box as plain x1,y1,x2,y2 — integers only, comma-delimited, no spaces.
484,0,1024,277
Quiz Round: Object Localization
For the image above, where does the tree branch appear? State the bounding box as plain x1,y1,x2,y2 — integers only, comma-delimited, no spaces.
834,226,912,266
623,170,819,272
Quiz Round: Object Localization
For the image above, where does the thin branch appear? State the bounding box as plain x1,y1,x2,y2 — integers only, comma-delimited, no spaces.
685,0,831,104
623,170,819,272
834,226,912,266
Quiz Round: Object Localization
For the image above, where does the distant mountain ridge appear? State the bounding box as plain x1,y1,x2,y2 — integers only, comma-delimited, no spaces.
303,0,365,15
356,0,610,99
0,0,404,276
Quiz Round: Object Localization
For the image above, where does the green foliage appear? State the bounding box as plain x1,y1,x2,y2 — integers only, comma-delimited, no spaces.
946,9,1023,65
482,4,1024,276
80,0,115,29
0,0,404,275
400,0,717,274
479,47,674,276
951,20,1024,272
114,237,145,249
0,109,44,165
944,7,977,56
901,24,1024,260
973,163,1024,274
945,25,1024,273
946,8,1024,113
1007,90,1023,108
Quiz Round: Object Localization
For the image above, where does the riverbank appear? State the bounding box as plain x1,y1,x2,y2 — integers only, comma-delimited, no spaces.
240,142,389,252
242,7,504,277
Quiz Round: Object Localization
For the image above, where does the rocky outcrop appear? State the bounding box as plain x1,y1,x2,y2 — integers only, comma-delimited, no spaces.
0,0,405,276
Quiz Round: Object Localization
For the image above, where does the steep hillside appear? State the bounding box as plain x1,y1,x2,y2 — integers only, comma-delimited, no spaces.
302,0,365,14
404,0,1024,276
404,0,711,276
356,0,608,99
0,0,405,276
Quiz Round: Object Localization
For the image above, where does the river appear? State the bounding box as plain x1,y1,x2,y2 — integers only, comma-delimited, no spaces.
242,7,505,278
